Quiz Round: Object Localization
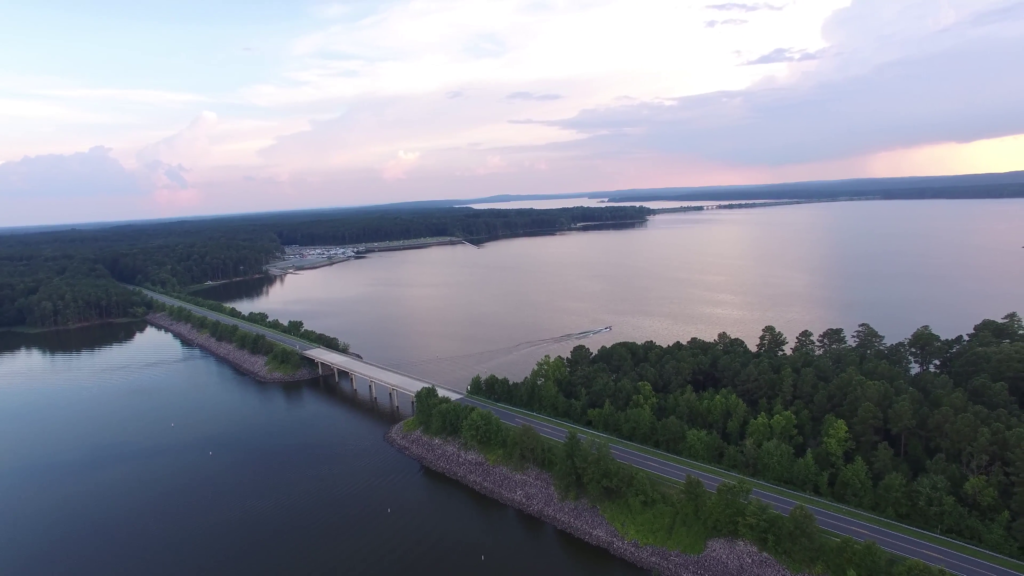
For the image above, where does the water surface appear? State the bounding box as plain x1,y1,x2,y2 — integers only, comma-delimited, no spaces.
0,324,643,575
4,198,1022,575
200,199,1024,387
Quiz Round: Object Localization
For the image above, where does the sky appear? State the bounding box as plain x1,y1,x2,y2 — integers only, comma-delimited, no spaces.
2,0,1024,226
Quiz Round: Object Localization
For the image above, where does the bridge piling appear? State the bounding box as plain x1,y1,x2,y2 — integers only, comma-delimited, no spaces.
369,380,377,403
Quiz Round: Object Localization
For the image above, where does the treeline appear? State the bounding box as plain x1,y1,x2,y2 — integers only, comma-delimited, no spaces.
605,183,1024,203
469,313,1024,558
262,206,651,246
167,293,349,353
411,387,948,576
0,260,152,328
1,206,649,328
160,304,306,374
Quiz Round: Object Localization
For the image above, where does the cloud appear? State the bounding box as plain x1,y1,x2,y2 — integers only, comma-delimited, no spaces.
540,0,1024,166
33,88,208,105
445,90,464,99
706,3,782,13
704,19,749,28
0,146,143,198
0,143,196,221
743,47,821,64
381,150,421,180
506,91,563,101
136,111,218,167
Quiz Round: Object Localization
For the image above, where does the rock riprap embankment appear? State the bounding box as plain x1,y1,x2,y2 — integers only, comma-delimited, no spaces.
146,312,318,382
386,424,797,576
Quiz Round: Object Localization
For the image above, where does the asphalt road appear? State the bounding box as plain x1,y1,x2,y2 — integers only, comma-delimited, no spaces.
140,288,317,351
461,397,1020,576
139,287,1017,575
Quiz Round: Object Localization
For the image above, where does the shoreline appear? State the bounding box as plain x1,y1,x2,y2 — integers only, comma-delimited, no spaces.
0,317,142,334
145,312,318,383
385,423,795,576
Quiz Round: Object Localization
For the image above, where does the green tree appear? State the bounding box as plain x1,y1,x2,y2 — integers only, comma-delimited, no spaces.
834,457,874,508
554,431,586,499
461,409,505,451
888,399,915,458
757,325,788,357
853,323,886,356
746,413,772,447
875,473,909,518
822,417,854,471
817,327,849,357
793,330,816,355
907,325,943,372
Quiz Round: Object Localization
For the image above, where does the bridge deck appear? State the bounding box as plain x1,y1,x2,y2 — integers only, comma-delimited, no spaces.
304,348,463,400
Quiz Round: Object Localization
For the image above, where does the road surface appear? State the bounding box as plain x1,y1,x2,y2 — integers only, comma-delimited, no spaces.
138,287,1018,576
461,397,1020,576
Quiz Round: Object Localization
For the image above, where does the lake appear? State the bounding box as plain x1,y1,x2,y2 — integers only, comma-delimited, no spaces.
0,323,643,575
198,199,1024,388
2,199,1022,575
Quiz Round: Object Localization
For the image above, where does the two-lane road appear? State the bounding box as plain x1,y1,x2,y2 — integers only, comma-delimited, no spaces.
138,287,1018,576
461,397,1020,576
140,288,317,351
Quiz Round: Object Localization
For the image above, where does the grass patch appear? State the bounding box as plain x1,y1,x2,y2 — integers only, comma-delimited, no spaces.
265,357,300,375
140,288,325,349
402,417,421,433
601,497,707,555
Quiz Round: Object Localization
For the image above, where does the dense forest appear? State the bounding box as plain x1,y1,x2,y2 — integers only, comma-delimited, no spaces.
0,206,648,328
412,387,949,576
469,313,1024,558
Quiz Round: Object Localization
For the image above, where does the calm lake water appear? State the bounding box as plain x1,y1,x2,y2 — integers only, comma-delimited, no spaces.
200,199,1024,388
2,199,1022,575
0,323,642,575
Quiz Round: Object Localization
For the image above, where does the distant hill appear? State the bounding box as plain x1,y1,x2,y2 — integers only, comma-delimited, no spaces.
596,170,1024,202
4,170,1023,235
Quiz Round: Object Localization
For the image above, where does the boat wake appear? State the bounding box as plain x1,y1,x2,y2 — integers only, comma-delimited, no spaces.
383,326,613,385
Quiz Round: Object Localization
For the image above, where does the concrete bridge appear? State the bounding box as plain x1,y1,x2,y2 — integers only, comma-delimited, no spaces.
304,347,462,412
138,287,463,410
138,287,1024,576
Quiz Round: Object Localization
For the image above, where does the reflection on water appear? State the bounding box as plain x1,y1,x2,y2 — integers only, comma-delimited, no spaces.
202,200,1024,389
191,274,286,302
0,325,643,576
0,320,147,354
2,199,1021,575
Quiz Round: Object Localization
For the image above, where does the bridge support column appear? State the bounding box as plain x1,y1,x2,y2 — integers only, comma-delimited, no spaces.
317,362,323,375
350,373,357,393
390,387,398,412
333,367,338,382
369,380,377,403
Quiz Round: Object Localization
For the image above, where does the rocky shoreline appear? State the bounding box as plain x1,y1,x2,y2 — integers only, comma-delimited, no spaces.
385,424,796,576
146,312,319,382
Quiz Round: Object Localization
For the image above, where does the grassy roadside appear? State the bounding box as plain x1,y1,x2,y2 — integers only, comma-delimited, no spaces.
466,395,1024,574
140,289,325,350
